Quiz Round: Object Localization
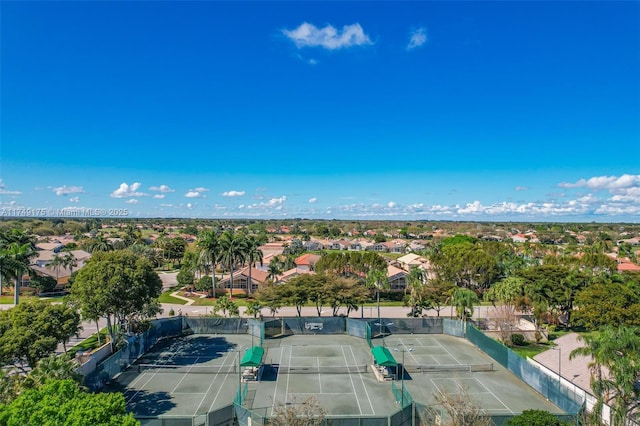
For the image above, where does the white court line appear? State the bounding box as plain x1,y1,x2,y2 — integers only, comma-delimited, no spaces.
317,357,322,394
126,361,168,403
195,351,232,415
340,346,363,415
474,377,513,414
285,345,292,404
294,392,355,395
206,356,235,414
400,339,420,365
433,336,463,364
271,346,285,415
170,356,201,393
348,345,375,414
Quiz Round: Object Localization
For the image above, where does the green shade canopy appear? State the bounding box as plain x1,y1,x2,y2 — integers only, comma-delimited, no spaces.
371,346,397,367
240,346,264,367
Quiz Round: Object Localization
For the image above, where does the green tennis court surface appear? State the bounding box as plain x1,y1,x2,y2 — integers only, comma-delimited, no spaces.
105,334,254,420
107,332,565,422
377,334,564,416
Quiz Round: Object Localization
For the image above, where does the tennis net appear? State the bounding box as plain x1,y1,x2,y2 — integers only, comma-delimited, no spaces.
403,363,493,373
275,365,369,374
133,364,238,374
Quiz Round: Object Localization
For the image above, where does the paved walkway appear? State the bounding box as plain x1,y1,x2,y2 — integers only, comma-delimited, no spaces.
169,291,195,305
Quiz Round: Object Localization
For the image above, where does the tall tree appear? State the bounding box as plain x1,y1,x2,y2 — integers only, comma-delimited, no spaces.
62,252,78,276
0,379,139,426
84,235,113,253
197,229,220,297
4,243,36,305
70,251,162,352
45,254,65,287
0,300,79,370
219,230,246,299
452,287,479,320
366,267,389,327
243,235,264,297
406,267,427,317
570,326,640,425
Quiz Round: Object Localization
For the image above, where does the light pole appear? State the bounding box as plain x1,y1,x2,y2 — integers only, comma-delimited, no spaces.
236,346,242,396
393,347,413,407
244,322,255,348
374,321,393,347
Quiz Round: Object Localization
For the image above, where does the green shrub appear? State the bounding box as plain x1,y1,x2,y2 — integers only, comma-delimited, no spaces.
511,333,526,346
507,409,568,425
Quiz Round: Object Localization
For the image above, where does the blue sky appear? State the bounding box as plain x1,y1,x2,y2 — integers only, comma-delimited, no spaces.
1,1,639,222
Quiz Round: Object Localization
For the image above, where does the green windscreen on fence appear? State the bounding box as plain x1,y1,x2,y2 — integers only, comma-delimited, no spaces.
466,323,509,367
466,324,584,419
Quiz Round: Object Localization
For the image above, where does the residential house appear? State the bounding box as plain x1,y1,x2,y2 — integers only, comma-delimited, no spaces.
396,253,427,271
294,253,321,273
304,240,324,251
387,265,408,292
36,242,65,253
218,266,270,295
366,242,387,252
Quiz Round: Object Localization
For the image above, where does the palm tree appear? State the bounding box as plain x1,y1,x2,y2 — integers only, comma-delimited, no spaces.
452,287,479,321
62,252,78,275
365,267,388,329
0,246,9,297
219,231,246,299
406,267,427,317
23,354,82,389
570,326,640,425
267,261,281,283
85,235,113,253
197,229,220,298
243,235,263,297
46,254,65,287
5,242,36,305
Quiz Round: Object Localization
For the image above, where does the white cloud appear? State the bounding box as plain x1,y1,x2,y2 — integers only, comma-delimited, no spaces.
69,196,80,203
125,199,139,204
515,186,529,191
266,196,286,207
153,194,165,199
52,185,84,196
0,180,21,195
283,22,373,50
407,27,427,50
185,191,205,198
388,201,397,208
222,190,245,197
191,187,210,192
149,184,175,193
308,197,318,203
559,174,640,190
111,182,146,198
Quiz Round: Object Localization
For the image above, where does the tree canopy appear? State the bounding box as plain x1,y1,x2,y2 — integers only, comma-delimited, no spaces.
0,379,139,426
70,250,162,350
0,300,80,369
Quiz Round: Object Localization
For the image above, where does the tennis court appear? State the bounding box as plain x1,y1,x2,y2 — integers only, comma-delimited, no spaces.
377,334,564,416
106,334,254,420
252,335,400,417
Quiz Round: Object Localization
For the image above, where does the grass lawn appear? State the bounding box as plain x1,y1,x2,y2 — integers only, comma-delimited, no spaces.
69,329,111,354
158,291,188,305
511,341,556,359
0,295,68,304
